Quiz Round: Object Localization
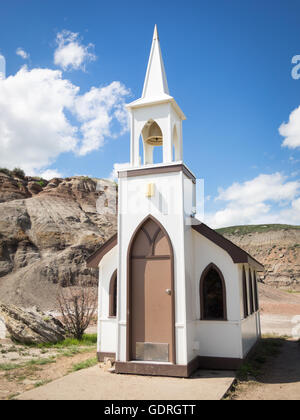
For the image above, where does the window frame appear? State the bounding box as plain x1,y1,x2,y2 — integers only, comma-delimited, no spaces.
253,271,259,312
109,270,118,318
248,269,254,315
242,266,249,319
200,263,228,321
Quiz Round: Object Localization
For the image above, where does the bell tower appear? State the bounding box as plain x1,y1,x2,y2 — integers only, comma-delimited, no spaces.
126,25,186,167
116,25,196,369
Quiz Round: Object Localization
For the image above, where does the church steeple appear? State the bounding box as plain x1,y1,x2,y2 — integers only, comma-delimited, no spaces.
127,25,186,167
141,24,170,100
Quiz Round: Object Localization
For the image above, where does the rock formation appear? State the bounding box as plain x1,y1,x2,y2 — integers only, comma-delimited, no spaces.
0,172,117,309
0,303,65,344
218,226,300,290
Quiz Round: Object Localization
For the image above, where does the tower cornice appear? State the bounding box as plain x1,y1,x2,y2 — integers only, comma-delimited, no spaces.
126,96,186,121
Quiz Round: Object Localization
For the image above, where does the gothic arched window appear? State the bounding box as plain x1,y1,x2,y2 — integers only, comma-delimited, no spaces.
242,266,249,319
249,269,254,315
109,270,117,318
253,271,259,312
200,264,227,321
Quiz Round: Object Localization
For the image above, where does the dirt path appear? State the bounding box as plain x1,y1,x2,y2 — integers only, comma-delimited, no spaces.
259,283,300,316
232,339,300,400
17,366,235,401
261,314,299,337
2,283,299,400
0,347,96,400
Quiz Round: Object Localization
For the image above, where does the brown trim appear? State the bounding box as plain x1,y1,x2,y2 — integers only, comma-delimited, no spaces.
109,269,118,318
86,233,117,269
115,339,262,377
118,163,196,184
115,359,197,378
151,227,162,254
87,219,264,271
115,354,246,377
200,263,227,321
141,226,152,245
197,356,243,370
97,352,116,362
131,255,171,260
192,221,264,270
126,215,176,365
182,165,196,183
186,356,201,377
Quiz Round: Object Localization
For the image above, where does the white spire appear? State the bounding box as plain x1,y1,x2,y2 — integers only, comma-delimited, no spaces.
126,25,186,121
153,24,159,41
141,25,170,99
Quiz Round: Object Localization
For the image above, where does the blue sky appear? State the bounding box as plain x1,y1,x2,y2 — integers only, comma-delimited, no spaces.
0,0,300,227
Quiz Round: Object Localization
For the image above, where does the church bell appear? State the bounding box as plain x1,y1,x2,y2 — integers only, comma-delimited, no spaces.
145,121,163,146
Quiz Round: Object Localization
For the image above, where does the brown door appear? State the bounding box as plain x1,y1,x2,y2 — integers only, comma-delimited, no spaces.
129,217,174,363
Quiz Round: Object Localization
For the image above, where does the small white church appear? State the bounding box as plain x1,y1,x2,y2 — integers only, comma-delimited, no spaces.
87,26,263,377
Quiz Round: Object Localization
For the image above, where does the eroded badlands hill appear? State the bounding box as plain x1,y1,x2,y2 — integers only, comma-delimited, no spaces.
0,172,117,309
218,225,300,290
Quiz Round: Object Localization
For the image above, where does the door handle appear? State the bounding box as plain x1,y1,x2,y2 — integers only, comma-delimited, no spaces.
165,289,172,295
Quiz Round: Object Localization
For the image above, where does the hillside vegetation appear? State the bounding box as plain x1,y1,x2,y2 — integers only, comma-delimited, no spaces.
217,224,300,236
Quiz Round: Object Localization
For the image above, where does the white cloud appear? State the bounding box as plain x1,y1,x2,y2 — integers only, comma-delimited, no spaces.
54,30,96,71
16,48,30,60
217,173,299,205
279,106,300,149
110,162,130,180
75,82,130,155
205,173,300,228
278,197,300,225
0,66,130,175
38,169,63,180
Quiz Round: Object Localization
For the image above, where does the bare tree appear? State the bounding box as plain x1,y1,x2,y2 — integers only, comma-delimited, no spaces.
57,279,98,340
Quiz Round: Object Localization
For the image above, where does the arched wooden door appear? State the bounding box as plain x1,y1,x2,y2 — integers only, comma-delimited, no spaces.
128,216,175,364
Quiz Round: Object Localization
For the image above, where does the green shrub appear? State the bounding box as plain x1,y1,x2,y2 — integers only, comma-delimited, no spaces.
61,334,97,347
0,168,12,176
26,357,56,366
71,357,98,372
34,380,51,388
0,363,20,371
33,333,97,349
12,168,25,179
